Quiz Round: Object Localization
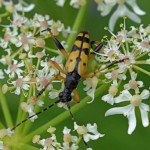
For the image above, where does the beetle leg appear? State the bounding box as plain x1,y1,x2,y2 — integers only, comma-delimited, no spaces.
46,28,69,58
89,41,103,59
48,59,67,74
82,58,128,78
36,75,65,98
73,89,80,103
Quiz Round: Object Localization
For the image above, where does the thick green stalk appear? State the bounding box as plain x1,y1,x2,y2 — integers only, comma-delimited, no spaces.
15,143,39,150
0,84,13,127
23,83,109,143
15,93,26,135
133,65,150,76
16,86,32,134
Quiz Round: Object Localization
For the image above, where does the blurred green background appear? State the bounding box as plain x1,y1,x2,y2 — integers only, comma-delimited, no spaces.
0,0,150,149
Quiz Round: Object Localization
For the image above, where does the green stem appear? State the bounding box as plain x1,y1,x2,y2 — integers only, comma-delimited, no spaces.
135,60,150,65
34,58,41,78
15,93,26,134
0,12,9,18
0,84,13,127
17,86,32,134
136,52,148,60
16,143,39,150
11,47,23,59
44,46,59,54
77,135,82,145
66,0,89,52
23,83,109,143
0,122,5,129
133,65,150,76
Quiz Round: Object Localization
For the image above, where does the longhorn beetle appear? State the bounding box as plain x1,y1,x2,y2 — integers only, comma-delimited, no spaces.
11,29,127,130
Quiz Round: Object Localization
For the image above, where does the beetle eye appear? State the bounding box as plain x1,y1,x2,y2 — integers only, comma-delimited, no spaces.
59,92,63,99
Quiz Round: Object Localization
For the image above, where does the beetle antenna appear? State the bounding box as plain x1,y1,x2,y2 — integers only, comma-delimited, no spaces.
82,137,89,148
11,99,61,131
65,101,75,121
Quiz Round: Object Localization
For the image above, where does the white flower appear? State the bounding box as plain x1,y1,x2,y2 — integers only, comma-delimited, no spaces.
4,59,24,78
105,69,126,85
12,12,28,27
16,33,35,51
14,1,35,12
105,89,150,134
124,71,143,93
63,127,78,143
95,0,146,31
21,102,38,122
133,24,150,53
0,27,18,49
10,76,30,96
38,135,60,150
83,76,98,103
74,122,104,142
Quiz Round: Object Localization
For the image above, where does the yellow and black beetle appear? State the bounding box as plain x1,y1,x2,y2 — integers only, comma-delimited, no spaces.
11,29,126,130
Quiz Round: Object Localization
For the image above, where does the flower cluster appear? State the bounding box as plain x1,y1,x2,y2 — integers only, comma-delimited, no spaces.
32,122,104,150
0,10,74,121
0,0,35,22
98,19,150,134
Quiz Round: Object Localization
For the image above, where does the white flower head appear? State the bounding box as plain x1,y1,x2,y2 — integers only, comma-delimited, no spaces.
74,122,104,142
95,0,146,31
4,59,24,78
63,126,78,143
10,76,30,96
105,89,150,134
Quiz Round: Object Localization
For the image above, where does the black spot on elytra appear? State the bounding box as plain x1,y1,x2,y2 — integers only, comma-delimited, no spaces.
83,62,86,66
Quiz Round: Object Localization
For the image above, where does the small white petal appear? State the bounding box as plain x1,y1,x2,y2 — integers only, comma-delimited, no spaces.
139,104,149,127
102,94,114,105
100,4,114,16
15,4,35,12
74,122,79,130
83,133,100,142
126,0,146,15
15,87,21,95
87,88,95,103
124,84,130,90
137,81,143,87
105,105,132,116
115,90,132,103
126,7,141,24
127,108,136,134
63,126,71,134
49,91,59,99
109,5,124,31
139,103,150,112
140,89,150,99
105,72,112,79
